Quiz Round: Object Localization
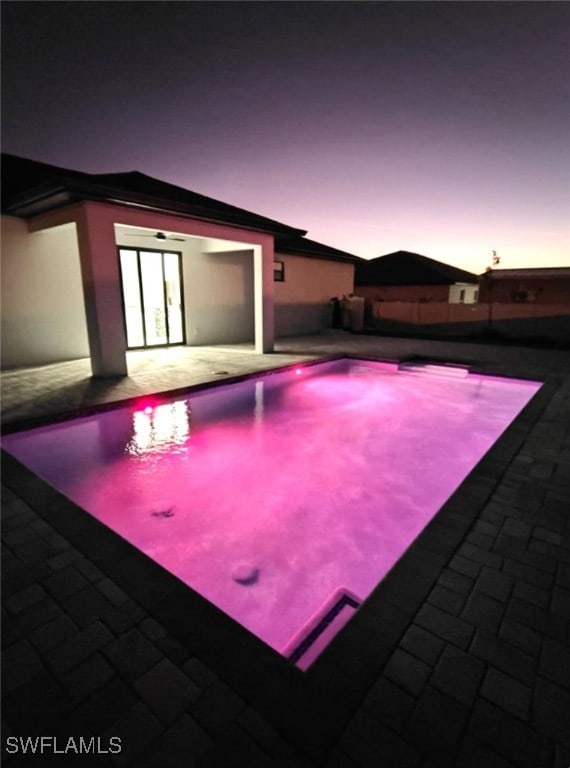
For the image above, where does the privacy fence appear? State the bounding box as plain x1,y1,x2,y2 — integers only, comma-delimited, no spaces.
365,301,570,345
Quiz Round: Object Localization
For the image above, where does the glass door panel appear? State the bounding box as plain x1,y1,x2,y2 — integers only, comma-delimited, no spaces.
140,251,168,346
119,248,184,348
164,252,184,344
119,249,145,347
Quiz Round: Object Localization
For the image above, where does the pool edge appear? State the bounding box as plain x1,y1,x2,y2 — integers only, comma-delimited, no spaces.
0,358,557,763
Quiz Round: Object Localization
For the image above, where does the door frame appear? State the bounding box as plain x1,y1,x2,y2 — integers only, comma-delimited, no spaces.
117,246,186,349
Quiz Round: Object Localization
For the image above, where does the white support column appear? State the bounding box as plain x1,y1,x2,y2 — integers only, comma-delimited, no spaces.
253,240,275,353
75,202,128,377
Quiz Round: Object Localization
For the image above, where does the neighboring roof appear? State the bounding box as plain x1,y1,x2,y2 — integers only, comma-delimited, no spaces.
479,267,570,280
275,235,363,264
1,153,306,238
355,250,478,286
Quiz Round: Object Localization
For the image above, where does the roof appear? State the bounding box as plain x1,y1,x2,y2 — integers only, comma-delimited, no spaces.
1,153,306,238
479,267,570,280
355,250,478,286
275,235,363,264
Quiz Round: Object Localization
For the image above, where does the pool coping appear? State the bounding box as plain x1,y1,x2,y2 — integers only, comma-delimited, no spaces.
0,356,347,435
0,354,556,762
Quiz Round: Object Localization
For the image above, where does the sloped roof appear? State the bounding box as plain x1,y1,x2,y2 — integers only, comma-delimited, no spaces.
275,234,363,264
355,250,478,286
1,153,306,237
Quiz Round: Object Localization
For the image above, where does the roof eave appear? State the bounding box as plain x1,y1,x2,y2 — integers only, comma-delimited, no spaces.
275,245,361,264
355,277,478,286
3,187,75,218
103,189,306,236
3,179,306,238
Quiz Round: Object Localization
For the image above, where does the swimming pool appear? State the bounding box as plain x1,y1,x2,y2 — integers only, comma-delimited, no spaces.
1,358,541,668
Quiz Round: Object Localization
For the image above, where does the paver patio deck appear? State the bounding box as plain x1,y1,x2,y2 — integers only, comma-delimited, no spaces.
2,331,569,767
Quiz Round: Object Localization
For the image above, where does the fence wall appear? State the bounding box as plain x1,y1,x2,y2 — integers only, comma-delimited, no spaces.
371,301,570,324
367,301,570,344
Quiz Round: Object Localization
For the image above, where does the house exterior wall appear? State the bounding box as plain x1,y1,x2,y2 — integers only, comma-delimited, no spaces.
1,204,355,370
354,284,450,302
273,253,354,336
478,276,570,304
183,242,255,345
1,215,89,368
26,201,275,368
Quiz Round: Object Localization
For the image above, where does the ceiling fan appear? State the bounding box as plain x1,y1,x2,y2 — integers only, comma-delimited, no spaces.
123,231,186,242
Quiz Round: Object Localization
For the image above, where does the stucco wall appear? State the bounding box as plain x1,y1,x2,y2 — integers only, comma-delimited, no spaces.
273,254,354,336
369,300,570,343
1,216,89,368
354,284,450,302
183,241,255,345
372,300,569,324
478,277,570,304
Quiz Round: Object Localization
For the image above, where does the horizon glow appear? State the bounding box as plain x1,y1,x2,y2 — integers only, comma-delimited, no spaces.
2,3,568,273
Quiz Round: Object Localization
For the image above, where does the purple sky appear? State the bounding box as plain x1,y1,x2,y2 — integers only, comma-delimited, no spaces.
2,1,569,273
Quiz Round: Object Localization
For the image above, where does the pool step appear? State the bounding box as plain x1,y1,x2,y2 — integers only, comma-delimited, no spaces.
283,588,361,671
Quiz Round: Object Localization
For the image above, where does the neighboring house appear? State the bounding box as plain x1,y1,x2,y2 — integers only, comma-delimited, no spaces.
1,154,360,375
478,267,570,304
354,250,479,304
274,235,361,335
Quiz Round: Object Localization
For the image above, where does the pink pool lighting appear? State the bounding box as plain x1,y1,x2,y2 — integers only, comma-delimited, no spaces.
1,359,541,668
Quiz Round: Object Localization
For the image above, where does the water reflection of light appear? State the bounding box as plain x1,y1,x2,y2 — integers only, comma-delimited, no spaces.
126,400,190,456
254,381,264,425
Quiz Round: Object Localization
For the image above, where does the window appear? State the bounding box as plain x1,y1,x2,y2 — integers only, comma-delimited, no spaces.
459,289,465,303
274,261,285,282
512,290,536,303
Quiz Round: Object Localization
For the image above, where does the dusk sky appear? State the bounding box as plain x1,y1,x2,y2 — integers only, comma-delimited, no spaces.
2,1,569,273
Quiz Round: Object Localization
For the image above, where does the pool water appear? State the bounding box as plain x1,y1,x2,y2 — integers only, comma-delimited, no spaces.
1,359,541,667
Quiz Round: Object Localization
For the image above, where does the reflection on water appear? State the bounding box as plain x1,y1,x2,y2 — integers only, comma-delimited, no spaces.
125,400,191,456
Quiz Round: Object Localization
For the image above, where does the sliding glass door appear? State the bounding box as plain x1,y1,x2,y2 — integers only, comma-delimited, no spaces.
119,248,185,348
